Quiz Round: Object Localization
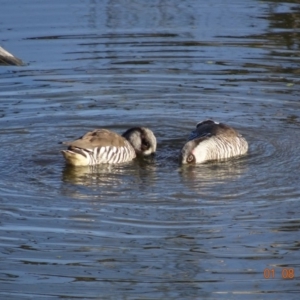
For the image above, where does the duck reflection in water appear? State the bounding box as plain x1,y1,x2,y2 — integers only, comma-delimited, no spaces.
180,157,248,185
61,155,157,188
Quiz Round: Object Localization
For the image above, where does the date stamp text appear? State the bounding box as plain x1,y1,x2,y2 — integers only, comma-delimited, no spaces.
263,268,294,279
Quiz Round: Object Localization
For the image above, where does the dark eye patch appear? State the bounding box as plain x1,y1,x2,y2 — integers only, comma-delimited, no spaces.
141,137,150,151
187,154,195,163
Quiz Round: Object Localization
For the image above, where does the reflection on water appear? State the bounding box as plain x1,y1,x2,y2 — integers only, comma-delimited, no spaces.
179,158,248,187
61,157,157,186
0,0,300,298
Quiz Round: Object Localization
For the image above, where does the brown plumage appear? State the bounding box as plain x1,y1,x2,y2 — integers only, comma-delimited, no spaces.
61,127,156,166
63,129,127,149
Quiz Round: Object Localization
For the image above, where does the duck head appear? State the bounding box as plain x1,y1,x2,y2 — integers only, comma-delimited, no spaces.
122,127,157,156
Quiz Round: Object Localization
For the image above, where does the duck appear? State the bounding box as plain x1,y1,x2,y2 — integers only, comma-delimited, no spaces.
180,120,248,164
0,46,23,66
61,127,156,166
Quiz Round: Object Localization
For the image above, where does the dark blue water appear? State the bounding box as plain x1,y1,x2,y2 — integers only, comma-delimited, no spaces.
0,0,299,299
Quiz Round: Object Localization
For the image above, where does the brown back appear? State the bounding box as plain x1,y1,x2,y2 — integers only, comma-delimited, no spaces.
195,120,238,138
63,129,127,149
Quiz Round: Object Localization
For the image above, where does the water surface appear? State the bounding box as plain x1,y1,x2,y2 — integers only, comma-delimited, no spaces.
0,0,300,299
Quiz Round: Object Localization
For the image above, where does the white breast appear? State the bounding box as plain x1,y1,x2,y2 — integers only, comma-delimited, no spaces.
192,135,248,163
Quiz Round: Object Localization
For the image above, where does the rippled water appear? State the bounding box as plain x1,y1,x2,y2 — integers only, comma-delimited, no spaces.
1,0,300,299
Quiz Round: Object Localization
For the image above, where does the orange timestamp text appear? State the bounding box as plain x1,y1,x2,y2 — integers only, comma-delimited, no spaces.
263,268,294,279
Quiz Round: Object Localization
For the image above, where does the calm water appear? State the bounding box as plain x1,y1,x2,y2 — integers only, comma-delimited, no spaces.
0,0,300,299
